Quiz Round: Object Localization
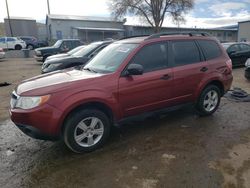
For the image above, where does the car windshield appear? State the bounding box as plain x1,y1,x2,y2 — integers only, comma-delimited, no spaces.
84,43,138,74
73,42,103,57
68,45,85,55
53,40,63,48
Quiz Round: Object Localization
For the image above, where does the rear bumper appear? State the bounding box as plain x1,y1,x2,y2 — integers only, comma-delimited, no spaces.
223,74,233,93
245,67,250,79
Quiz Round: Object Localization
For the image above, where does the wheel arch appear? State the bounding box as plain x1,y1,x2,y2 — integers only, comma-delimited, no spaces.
60,101,114,135
195,79,225,100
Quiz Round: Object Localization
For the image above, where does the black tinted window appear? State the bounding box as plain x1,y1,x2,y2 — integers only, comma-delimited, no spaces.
0,38,5,42
73,41,81,47
7,37,15,42
172,41,200,65
131,43,168,72
240,44,250,51
61,41,72,50
228,44,240,53
198,40,221,60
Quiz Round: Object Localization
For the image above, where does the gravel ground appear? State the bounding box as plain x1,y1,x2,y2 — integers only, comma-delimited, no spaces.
0,58,250,188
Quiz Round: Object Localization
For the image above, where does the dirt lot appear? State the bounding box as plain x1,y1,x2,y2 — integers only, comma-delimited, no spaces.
0,58,250,188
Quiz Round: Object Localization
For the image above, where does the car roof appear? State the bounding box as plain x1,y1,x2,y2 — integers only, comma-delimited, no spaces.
60,39,80,41
117,34,216,44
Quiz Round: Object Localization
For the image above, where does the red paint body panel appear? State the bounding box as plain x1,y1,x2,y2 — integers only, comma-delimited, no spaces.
10,35,233,138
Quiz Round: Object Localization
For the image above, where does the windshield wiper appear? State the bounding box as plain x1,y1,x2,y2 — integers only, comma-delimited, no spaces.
83,67,97,73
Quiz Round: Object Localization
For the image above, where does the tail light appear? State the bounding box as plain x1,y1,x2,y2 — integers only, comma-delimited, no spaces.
0,48,3,52
226,59,233,72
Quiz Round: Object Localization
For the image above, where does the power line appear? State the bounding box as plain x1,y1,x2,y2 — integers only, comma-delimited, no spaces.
5,0,13,36
47,0,51,14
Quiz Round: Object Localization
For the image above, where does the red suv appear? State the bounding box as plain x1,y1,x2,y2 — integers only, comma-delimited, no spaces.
10,32,233,153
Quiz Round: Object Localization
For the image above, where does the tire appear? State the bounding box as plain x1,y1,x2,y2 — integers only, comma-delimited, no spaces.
27,44,34,50
15,45,22,50
63,109,111,153
195,85,221,116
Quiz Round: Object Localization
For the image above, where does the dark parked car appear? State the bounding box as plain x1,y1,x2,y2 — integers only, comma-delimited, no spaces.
10,32,233,153
41,41,112,74
45,45,85,61
222,42,250,67
19,36,48,50
34,39,82,62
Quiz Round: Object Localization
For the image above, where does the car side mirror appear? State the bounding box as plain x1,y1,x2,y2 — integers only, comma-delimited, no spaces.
124,64,143,76
89,53,97,58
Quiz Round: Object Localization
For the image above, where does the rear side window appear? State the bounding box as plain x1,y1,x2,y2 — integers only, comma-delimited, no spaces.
131,42,168,73
7,37,15,42
73,40,81,47
240,44,250,51
198,40,221,60
172,41,200,66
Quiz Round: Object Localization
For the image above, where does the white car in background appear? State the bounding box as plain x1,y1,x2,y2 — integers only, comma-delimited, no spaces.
0,48,5,59
0,37,26,50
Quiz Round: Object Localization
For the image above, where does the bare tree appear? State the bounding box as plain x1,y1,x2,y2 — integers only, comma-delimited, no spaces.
109,0,194,33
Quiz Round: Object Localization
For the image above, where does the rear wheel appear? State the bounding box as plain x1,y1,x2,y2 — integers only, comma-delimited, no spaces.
63,109,111,153
195,85,221,116
15,45,22,50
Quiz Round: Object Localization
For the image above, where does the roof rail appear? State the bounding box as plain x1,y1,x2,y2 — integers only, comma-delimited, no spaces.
145,32,210,40
119,35,149,40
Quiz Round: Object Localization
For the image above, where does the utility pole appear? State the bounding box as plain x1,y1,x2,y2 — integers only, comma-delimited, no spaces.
5,0,13,36
47,0,51,15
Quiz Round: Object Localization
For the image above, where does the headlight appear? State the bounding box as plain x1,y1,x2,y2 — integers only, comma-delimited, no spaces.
15,95,50,109
36,50,41,56
47,63,61,70
245,59,250,67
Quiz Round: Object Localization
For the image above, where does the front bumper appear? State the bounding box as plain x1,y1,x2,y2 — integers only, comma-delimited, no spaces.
34,55,43,62
16,124,59,140
245,67,250,79
10,103,63,140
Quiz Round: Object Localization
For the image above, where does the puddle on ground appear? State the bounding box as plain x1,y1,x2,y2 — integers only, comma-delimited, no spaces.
208,139,250,188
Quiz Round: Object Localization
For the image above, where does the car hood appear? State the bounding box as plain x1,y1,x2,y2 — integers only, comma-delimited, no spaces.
46,53,69,60
16,69,104,96
45,56,87,65
36,46,56,52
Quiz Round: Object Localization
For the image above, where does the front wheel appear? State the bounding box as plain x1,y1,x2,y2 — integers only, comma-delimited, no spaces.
195,85,221,116
27,44,34,50
63,109,111,153
15,45,22,50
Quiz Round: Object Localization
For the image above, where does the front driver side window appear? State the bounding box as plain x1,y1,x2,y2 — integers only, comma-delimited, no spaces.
228,45,240,53
130,43,168,73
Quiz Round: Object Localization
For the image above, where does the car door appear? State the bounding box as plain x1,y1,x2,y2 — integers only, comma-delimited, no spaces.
239,44,250,65
227,44,241,66
6,37,16,49
170,40,209,104
118,42,174,117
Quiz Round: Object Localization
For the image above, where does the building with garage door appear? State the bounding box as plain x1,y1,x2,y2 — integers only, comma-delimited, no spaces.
46,14,125,42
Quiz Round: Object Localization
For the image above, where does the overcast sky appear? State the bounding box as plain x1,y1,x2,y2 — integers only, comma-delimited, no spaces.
0,0,250,28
